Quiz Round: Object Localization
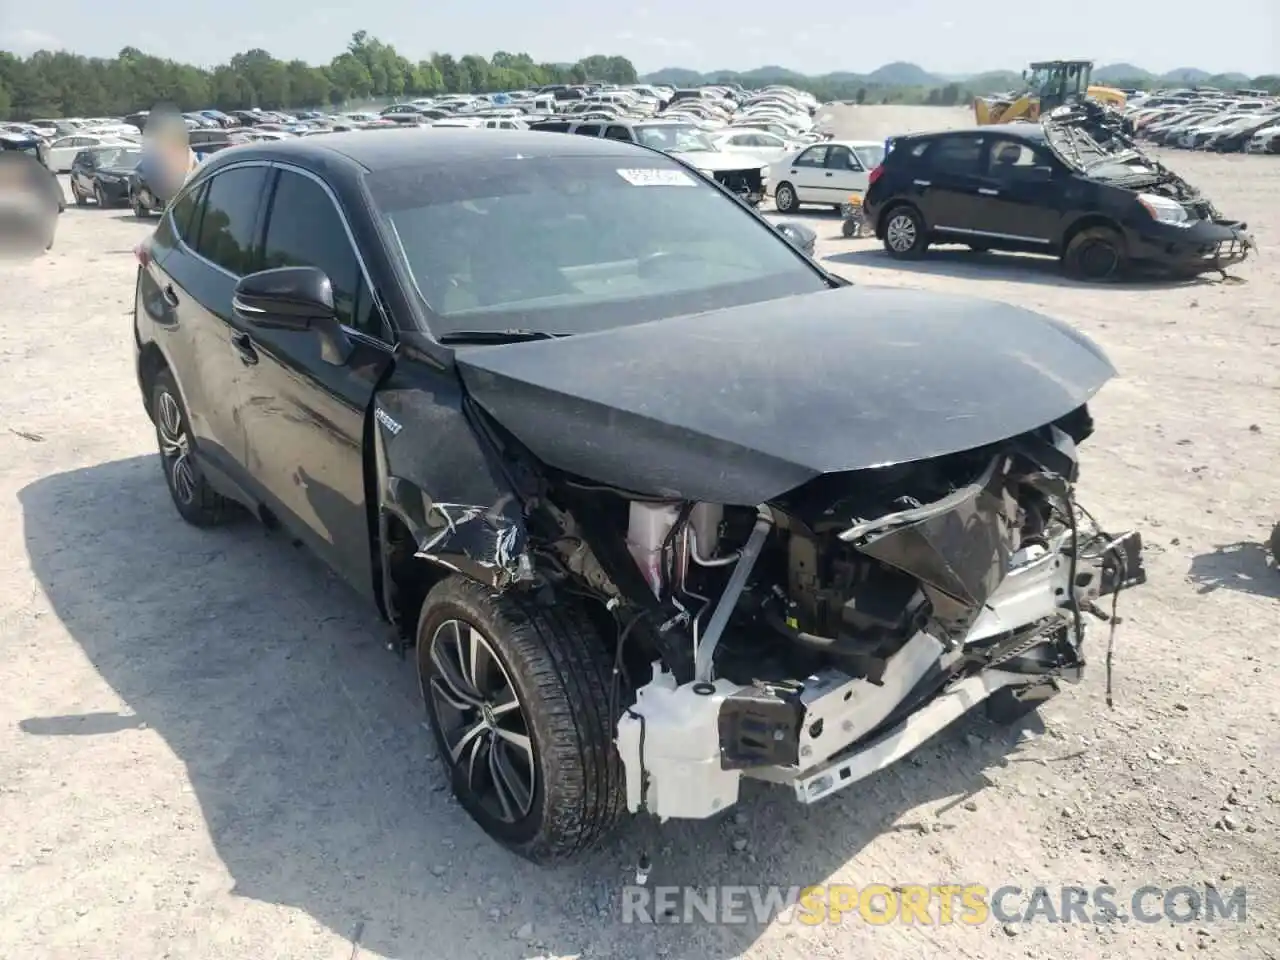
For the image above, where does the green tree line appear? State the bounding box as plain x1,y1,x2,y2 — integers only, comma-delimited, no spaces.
0,31,639,120
1102,74,1280,93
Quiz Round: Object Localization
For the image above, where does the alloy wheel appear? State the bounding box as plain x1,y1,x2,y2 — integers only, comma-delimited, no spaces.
775,184,795,211
886,213,917,252
424,618,536,824
156,390,197,505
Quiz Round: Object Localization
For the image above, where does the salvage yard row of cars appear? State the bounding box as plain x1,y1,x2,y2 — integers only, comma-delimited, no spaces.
3,82,839,210
1122,87,1280,153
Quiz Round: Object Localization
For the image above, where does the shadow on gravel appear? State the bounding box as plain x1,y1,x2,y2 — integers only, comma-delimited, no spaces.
824,247,1227,290
1187,542,1280,599
20,456,1036,960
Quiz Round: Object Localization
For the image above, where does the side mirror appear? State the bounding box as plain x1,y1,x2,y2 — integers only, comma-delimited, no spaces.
233,266,353,365
774,220,816,257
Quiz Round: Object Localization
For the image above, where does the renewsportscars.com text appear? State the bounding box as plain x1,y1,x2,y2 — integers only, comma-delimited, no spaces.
621,883,1248,926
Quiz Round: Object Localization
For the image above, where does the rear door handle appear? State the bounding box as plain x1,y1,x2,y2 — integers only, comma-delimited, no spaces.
978,188,1000,196
913,179,931,186
232,331,258,365
825,171,833,177
162,284,179,307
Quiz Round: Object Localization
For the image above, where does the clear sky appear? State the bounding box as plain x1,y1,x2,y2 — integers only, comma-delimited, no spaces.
2,0,1276,77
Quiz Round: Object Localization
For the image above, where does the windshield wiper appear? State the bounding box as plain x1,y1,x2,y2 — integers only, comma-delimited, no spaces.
438,329,569,345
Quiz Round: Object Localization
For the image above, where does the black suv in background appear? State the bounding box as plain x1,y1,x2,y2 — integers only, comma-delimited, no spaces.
70,145,143,206
861,124,1253,280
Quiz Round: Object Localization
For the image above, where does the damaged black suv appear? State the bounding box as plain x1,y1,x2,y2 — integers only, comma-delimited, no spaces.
863,115,1253,280
133,129,1145,863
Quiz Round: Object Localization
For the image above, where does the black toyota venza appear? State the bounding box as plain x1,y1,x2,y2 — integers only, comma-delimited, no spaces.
133,129,1145,863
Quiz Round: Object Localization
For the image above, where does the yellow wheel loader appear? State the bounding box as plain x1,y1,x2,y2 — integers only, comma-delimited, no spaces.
973,60,1127,125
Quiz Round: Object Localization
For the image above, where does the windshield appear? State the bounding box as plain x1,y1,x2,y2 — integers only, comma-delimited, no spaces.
632,124,715,152
368,154,825,338
852,145,885,169
99,147,142,168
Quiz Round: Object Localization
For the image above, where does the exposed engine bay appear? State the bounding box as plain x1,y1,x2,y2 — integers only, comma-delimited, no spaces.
521,405,1147,821
1043,101,1223,213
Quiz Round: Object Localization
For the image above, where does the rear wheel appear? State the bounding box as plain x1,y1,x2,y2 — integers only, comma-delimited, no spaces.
1064,226,1125,281
882,205,927,259
417,576,624,863
150,369,238,527
774,181,799,213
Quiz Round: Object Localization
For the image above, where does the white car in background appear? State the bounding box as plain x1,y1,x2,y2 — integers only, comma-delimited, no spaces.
768,140,886,213
709,128,804,164
44,133,137,173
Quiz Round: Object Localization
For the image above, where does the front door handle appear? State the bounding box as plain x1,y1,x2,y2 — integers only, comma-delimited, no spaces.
824,171,834,177
913,179,931,187
978,187,1000,196
232,331,259,365
162,284,180,307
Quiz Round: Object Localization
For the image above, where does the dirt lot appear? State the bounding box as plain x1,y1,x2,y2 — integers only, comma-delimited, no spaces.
1,105,1277,960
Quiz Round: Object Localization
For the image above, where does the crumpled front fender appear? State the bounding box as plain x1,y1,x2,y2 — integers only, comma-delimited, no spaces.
373,382,531,593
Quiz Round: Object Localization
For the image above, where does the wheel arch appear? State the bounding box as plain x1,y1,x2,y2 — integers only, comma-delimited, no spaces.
137,340,174,422
1061,214,1124,255
876,199,923,239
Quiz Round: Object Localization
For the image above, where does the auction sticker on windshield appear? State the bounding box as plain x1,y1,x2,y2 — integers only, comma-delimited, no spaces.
616,168,696,186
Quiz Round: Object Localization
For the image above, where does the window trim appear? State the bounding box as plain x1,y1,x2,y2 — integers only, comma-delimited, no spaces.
178,160,271,280
169,159,395,348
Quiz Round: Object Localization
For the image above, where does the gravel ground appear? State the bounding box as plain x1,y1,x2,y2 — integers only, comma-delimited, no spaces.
0,105,1277,960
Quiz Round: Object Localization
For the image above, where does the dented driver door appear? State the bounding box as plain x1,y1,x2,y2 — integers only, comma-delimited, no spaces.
232,166,395,599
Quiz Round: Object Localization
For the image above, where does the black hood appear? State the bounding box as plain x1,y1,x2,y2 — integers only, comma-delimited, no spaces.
456,286,1116,504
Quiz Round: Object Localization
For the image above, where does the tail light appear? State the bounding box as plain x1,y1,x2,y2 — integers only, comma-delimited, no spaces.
134,241,151,268
868,164,885,186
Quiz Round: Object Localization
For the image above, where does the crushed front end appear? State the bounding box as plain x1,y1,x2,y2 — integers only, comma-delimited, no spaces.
610,415,1146,820
1042,101,1255,275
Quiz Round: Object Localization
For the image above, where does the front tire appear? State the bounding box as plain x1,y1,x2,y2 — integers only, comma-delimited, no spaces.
150,369,238,527
417,576,623,864
774,181,799,213
882,205,927,259
1270,522,1280,568
1064,226,1125,281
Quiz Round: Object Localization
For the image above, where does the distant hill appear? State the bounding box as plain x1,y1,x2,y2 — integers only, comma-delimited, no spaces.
866,61,940,86
640,62,1269,92
1094,63,1154,83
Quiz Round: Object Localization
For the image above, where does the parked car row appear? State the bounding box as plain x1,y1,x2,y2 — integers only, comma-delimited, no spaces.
1123,88,1280,153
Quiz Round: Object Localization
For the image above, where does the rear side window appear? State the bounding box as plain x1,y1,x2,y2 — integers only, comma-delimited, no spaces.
261,170,381,340
193,166,269,276
574,124,602,137
927,135,984,173
604,125,632,141
794,146,828,167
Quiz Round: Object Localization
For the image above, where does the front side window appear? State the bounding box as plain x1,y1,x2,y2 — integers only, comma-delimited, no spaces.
793,146,828,167
368,154,826,339
261,170,382,339
192,165,269,276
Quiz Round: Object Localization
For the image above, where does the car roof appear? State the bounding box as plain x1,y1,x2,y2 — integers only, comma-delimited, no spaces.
903,124,1047,143
224,127,663,172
